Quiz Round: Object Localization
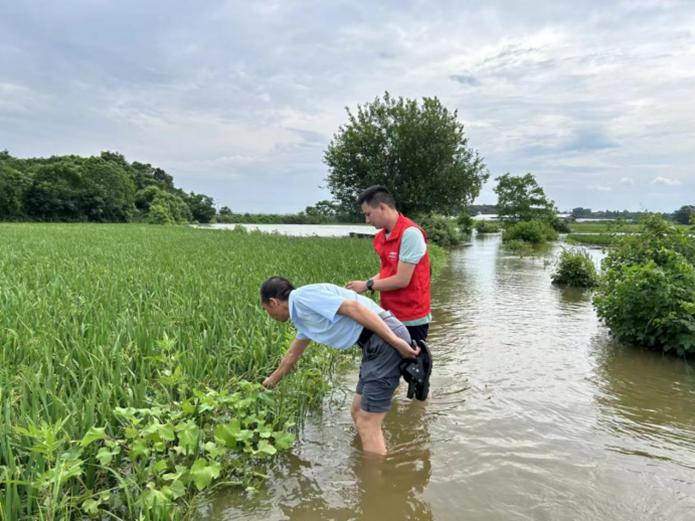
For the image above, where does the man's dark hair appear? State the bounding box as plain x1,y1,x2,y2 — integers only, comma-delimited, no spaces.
357,185,396,208
260,276,295,303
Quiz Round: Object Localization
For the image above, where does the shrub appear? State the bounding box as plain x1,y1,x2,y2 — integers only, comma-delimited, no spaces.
147,202,175,224
417,213,463,247
551,217,572,233
503,220,558,244
475,220,501,234
551,248,598,287
457,212,474,234
593,215,695,355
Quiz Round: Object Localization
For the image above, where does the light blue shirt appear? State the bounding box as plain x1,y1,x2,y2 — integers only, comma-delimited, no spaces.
288,283,385,350
398,226,427,264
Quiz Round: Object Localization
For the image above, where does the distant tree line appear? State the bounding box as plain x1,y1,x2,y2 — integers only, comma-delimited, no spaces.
215,202,348,225
571,206,695,224
0,151,216,224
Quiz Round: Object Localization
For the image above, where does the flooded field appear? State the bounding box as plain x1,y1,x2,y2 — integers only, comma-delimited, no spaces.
198,234,695,521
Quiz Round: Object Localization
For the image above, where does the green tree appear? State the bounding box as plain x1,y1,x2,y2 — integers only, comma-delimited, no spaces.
494,173,556,222
24,160,87,220
324,92,488,216
81,156,136,221
146,190,192,224
185,192,216,223
672,205,695,225
0,162,31,219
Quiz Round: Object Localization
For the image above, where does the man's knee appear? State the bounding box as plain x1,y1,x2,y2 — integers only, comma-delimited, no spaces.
354,409,384,433
351,394,361,421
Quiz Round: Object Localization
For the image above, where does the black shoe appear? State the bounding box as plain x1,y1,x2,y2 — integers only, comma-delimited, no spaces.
399,339,433,401
415,339,432,400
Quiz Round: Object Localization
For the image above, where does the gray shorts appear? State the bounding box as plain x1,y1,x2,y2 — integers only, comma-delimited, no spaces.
355,312,411,413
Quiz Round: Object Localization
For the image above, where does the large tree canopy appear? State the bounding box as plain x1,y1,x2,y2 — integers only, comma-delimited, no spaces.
672,205,695,225
494,173,556,222
0,151,216,223
324,92,488,217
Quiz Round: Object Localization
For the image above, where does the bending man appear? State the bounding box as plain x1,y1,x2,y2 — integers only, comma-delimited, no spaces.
260,276,419,456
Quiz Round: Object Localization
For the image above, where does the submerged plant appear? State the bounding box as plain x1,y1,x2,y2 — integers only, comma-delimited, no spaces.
551,248,598,288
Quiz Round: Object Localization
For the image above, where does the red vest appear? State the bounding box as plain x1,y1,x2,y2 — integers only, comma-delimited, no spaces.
374,214,431,322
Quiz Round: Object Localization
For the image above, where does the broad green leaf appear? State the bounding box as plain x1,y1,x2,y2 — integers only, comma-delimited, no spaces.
169,478,186,499
214,419,241,447
257,439,277,456
82,498,100,515
181,400,196,415
189,459,221,491
177,421,200,455
273,431,295,451
152,459,168,474
80,427,107,447
130,439,149,459
96,447,114,466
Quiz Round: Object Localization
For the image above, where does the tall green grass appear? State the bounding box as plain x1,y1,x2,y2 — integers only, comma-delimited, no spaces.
0,224,386,520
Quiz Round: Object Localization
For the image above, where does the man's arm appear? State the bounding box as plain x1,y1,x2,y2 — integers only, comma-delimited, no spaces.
263,337,311,388
346,262,415,293
337,300,419,359
346,227,425,293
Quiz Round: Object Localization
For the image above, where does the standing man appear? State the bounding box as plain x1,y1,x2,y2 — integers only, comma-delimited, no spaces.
347,186,431,342
260,276,419,456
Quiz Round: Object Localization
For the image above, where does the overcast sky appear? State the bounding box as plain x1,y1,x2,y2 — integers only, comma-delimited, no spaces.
2,0,694,213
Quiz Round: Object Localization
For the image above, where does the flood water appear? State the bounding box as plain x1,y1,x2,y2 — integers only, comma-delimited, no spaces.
197,233,695,520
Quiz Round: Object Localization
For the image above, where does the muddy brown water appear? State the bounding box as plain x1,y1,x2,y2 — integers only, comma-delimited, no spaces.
196,234,695,521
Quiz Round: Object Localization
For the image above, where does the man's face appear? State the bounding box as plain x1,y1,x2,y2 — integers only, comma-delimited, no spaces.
261,298,289,322
361,201,387,229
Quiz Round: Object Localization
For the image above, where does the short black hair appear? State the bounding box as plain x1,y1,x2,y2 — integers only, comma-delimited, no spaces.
260,276,295,303
357,185,396,208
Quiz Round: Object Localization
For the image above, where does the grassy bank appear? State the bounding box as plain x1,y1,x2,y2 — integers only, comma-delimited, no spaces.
568,222,693,234
565,233,620,247
0,224,432,520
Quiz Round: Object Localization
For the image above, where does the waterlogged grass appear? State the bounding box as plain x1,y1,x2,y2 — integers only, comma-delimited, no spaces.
566,233,620,247
0,223,399,520
568,222,693,234
568,222,642,233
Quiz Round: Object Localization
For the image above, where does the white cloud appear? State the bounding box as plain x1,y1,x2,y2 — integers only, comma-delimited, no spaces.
651,176,682,186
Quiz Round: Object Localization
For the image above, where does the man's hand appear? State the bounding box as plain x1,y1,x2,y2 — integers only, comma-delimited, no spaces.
262,338,310,390
345,280,368,293
262,375,279,389
394,337,420,359
262,376,275,389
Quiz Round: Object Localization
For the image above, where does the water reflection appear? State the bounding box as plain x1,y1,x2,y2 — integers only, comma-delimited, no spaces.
593,335,695,467
197,392,433,521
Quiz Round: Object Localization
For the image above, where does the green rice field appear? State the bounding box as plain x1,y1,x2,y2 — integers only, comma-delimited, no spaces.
0,224,419,520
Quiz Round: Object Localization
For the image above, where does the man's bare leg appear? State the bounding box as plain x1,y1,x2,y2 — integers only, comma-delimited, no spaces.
351,393,388,456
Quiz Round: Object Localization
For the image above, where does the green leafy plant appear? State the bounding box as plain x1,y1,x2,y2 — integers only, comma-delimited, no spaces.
416,213,464,247
593,215,695,355
551,248,598,287
474,220,501,234
502,220,558,245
